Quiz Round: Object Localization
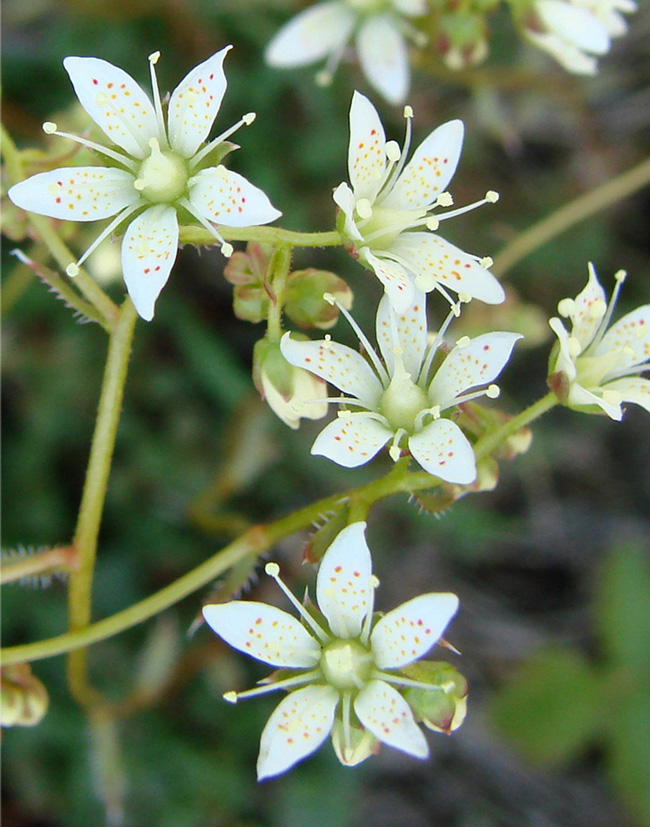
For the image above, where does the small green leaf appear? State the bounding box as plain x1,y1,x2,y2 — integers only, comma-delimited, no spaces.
596,546,650,675
490,647,603,767
606,684,650,825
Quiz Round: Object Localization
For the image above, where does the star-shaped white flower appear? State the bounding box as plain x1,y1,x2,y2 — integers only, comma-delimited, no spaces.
333,91,504,314
548,264,650,420
265,0,428,105
203,521,460,779
281,291,521,483
8,48,281,321
523,0,637,75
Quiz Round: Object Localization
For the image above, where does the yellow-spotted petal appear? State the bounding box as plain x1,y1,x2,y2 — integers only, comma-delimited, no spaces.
315,522,372,640
202,602,321,668
370,592,459,669
363,249,415,313
121,205,179,321
596,305,650,370
63,56,158,159
188,166,281,227
8,167,138,221
280,332,383,408
311,413,393,468
257,685,339,780
381,120,464,210
168,47,230,159
408,419,476,483
354,680,429,758
391,232,505,305
347,91,387,203
375,291,428,379
428,332,522,405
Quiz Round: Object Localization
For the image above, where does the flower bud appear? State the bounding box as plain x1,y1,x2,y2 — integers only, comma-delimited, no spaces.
402,661,468,735
1,664,49,728
285,269,353,330
437,12,489,71
224,243,274,324
253,338,328,429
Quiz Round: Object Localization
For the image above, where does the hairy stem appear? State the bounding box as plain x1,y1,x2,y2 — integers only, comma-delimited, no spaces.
180,225,341,249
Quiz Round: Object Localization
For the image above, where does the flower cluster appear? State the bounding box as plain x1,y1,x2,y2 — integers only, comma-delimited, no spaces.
522,0,637,75
281,291,521,483
265,0,427,105
334,91,503,314
548,264,649,419
8,48,281,320
203,522,464,779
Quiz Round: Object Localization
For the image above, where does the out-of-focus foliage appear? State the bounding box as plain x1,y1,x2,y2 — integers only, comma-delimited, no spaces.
2,0,650,825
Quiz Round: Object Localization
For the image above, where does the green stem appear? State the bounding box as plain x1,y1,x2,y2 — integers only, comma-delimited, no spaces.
1,394,559,668
1,123,119,325
66,298,138,705
266,244,292,342
473,392,558,462
180,225,341,249
492,157,650,278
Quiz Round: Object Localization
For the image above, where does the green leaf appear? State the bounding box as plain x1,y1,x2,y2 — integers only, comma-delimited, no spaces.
490,647,603,767
606,684,650,826
596,546,650,675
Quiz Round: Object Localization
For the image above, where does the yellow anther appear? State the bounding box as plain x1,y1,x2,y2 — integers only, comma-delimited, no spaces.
243,112,256,126
557,298,575,318
486,384,500,399
436,192,453,208
221,242,234,258
403,105,413,119
223,691,238,704
265,562,280,577
485,190,499,203
479,256,493,269
66,263,79,277
42,121,58,134
148,50,161,65
456,335,471,348
356,198,373,220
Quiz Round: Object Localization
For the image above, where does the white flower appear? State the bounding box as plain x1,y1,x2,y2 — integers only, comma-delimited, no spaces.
548,264,650,420
203,521,460,779
265,0,428,105
8,48,281,321
281,291,521,483
524,0,637,75
333,91,504,314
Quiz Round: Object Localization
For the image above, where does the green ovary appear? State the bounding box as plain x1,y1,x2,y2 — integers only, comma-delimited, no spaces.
320,640,373,691
380,373,429,433
136,149,188,204
357,205,423,250
576,350,622,390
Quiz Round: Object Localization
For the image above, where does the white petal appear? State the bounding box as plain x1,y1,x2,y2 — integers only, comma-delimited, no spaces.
168,47,230,158
408,418,476,483
311,413,393,467
393,0,427,15
356,16,410,106
536,0,611,54
567,382,622,420
354,680,428,758
596,305,650,370
347,91,387,202
121,205,179,321
390,232,505,305
569,263,607,349
257,685,339,780
265,2,355,67
280,332,383,409
8,167,138,221
202,601,321,668
333,181,364,242
375,290,428,379
428,332,522,405
549,316,578,380
371,592,459,668
605,377,650,415
362,248,416,313
188,166,281,227
381,120,464,210
526,31,599,74
316,521,372,639
63,56,159,159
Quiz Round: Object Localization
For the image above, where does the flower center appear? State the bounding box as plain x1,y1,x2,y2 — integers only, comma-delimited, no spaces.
356,203,424,251
320,639,373,691
380,370,429,433
575,349,625,390
346,0,388,14
135,138,188,204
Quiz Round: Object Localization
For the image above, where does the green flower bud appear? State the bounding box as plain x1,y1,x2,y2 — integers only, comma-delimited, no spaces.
1,664,49,728
402,661,468,734
285,269,353,330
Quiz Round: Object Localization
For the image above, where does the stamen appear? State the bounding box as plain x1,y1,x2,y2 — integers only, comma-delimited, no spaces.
414,404,441,431
382,104,413,193
557,298,575,318
315,35,349,89
223,669,322,703
359,574,378,647
264,563,330,643
148,51,169,149
388,428,407,462
65,202,143,277
177,196,233,257
372,671,446,692
322,293,390,386
41,122,138,171
342,692,353,759
486,384,500,399
436,191,498,222
591,266,628,349
190,113,257,170
436,192,453,208
356,198,373,220
479,257,493,269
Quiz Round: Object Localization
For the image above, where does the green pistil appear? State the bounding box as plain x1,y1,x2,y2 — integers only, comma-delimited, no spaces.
135,138,188,204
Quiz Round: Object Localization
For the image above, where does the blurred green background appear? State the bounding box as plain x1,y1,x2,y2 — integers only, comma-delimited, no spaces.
2,0,650,824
